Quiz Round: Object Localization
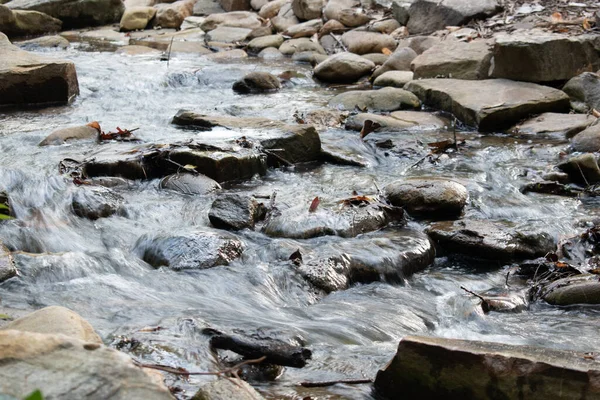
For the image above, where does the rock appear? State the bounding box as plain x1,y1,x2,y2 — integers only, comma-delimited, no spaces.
404,78,570,131
1,306,102,344
206,25,252,43
337,8,371,27
361,52,388,65
322,0,357,21
134,230,244,270
411,39,493,80
385,178,467,218
542,274,600,306
119,6,156,31
570,123,600,153
205,48,248,60
219,0,251,12
370,18,400,34
563,72,600,113
246,34,284,53
491,31,600,83
232,71,281,93
297,229,432,292
396,35,440,54
160,173,221,195
345,110,448,131
271,13,299,32
313,52,375,83
374,336,600,400
16,34,69,49
340,30,396,55
39,122,99,146
407,0,501,35
116,44,162,55
258,0,289,18
279,37,325,55
292,50,326,64
520,181,580,198
127,28,211,53
0,243,16,283
250,0,267,10
72,185,124,220
372,70,412,87
200,11,261,31
247,24,273,39
291,0,322,20
0,5,62,37
0,33,78,108
318,18,344,36
192,379,265,400
509,112,595,138
208,194,265,230
193,0,225,15
283,18,322,38
371,46,417,79
426,219,555,262
6,0,125,28
154,0,193,29
329,87,420,112
391,0,415,25
557,153,600,185
257,46,284,59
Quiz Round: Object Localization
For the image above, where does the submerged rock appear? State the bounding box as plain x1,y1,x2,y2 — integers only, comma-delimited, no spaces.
0,243,16,283
563,72,600,113
313,52,375,83
328,87,420,112
160,173,221,195
208,194,265,230
345,110,448,132
404,78,570,131
374,336,600,399
71,185,124,220
426,219,555,262
542,274,600,306
192,379,264,400
39,122,100,146
134,230,244,270
232,71,282,93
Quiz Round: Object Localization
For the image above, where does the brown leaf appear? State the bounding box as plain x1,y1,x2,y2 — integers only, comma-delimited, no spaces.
308,196,320,213
338,195,373,207
360,119,381,139
592,109,600,118
87,121,101,132
551,12,563,23
583,18,592,30
381,47,392,55
555,261,570,268
289,249,303,265
138,326,164,332
427,139,455,154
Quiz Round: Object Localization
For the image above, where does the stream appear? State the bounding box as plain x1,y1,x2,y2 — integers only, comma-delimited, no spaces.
1,45,600,399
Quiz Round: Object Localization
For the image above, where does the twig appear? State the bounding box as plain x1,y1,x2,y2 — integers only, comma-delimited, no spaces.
164,157,199,175
263,149,293,167
460,286,486,302
166,35,174,68
329,33,348,52
132,356,267,377
299,378,373,388
452,117,458,150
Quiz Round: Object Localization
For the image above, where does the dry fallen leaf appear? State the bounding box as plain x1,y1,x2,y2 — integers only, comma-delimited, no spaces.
551,12,563,23
87,121,101,132
308,196,320,213
381,47,392,55
583,18,592,30
360,119,382,139
592,109,600,118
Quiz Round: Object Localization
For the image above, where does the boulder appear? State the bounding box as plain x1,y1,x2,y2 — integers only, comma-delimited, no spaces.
247,24,273,39
193,0,225,15
370,18,400,34
71,185,124,220
208,194,265,230
426,219,555,262
219,0,251,11
340,30,396,55
411,39,493,80
232,71,281,93
0,243,16,283
313,52,375,83
374,336,600,400
279,37,325,55
116,44,162,55
271,13,299,32
509,112,595,138
557,153,600,185
337,8,370,27
372,70,412,87
384,178,468,218
257,46,284,59
491,31,600,83
570,123,600,153
362,52,388,65
39,122,100,146
200,11,261,31
250,0,267,10
119,6,156,31
6,0,125,28
391,0,416,25
563,72,600,113
246,34,284,53
0,32,79,108
1,306,102,344
0,5,62,37
371,46,417,78
134,230,244,270
206,25,252,43
318,18,344,36
329,87,420,112
292,50,326,64
345,110,447,131
542,274,600,306
406,0,501,35
154,0,193,29
322,0,357,21
283,18,322,38
258,0,289,18
291,0,322,20
396,35,440,54
192,379,265,400
159,173,221,195
205,48,248,60
404,78,570,131
16,34,69,49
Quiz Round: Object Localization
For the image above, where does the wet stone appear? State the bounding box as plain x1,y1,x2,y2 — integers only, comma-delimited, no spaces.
312,52,375,84
509,112,595,138
557,153,600,185
345,110,448,132
426,219,555,262
16,35,69,49
328,87,420,112
39,124,99,146
159,173,221,195
542,274,600,306
371,47,417,79
71,185,124,220
134,230,244,270
232,71,281,93
372,71,413,88
570,122,600,153
563,72,600,113
0,243,16,283
208,193,265,230
192,378,265,400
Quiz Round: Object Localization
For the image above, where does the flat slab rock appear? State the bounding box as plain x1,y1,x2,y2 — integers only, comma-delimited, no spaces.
509,112,595,138
7,0,124,28
0,32,79,108
328,87,420,112
426,219,555,262
134,230,244,270
404,78,570,131
345,111,449,132
374,335,600,400
296,229,434,292
192,378,264,400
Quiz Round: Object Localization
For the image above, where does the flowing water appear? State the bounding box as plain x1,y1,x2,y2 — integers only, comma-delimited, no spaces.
1,45,600,399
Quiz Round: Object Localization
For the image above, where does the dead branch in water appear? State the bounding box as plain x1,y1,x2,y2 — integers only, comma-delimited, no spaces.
132,356,266,377
298,378,373,387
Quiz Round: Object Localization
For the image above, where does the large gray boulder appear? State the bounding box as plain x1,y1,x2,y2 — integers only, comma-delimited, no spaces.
0,4,61,37
313,52,375,83
6,0,125,28
153,0,193,29
340,30,396,55
406,0,501,35
208,194,264,231
375,336,600,400
328,87,420,112
570,123,600,153
491,31,600,83
411,39,493,80
0,32,79,108
232,71,281,93
404,78,570,131
563,72,600,113
372,46,417,79
71,185,124,220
